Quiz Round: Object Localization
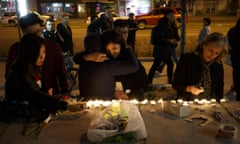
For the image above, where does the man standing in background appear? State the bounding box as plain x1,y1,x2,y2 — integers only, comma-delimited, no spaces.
87,6,114,35
57,15,73,55
127,13,138,51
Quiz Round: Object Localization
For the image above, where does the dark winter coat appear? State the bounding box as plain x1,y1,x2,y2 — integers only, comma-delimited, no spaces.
172,52,224,101
151,17,179,58
5,68,67,114
6,39,69,95
57,23,73,54
77,49,139,100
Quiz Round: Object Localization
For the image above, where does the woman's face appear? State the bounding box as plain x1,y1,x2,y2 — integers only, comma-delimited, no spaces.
202,44,223,62
36,45,46,66
106,42,121,59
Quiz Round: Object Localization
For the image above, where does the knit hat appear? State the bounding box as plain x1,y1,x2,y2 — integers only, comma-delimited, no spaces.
18,13,43,30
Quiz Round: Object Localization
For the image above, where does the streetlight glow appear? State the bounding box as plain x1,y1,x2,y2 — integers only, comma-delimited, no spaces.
17,0,27,17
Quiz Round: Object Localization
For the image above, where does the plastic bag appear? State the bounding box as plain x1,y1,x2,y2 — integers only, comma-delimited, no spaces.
87,101,147,142
87,117,119,142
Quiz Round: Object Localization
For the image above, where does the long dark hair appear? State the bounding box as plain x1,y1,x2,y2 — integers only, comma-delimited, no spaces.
10,34,44,78
100,29,127,59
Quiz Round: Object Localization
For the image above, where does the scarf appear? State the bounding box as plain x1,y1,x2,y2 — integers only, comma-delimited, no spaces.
199,62,212,99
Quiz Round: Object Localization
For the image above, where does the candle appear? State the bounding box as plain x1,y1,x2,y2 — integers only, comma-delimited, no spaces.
194,98,199,103
157,98,163,104
170,100,176,104
210,99,216,103
150,100,156,105
220,99,226,103
86,100,93,109
141,99,148,105
183,101,188,106
93,100,101,108
102,100,111,107
188,101,194,104
201,99,207,104
198,100,204,105
130,99,139,105
206,100,211,104
177,99,183,104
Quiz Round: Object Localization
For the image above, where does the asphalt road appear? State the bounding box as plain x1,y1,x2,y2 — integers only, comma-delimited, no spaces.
0,15,237,57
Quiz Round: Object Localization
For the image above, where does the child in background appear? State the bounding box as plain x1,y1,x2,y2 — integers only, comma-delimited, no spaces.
198,17,211,44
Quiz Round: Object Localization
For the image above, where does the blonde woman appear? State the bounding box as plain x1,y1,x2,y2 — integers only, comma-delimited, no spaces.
173,32,228,102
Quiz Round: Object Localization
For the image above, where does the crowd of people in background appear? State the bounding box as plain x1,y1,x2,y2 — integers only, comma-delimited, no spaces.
1,6,240,123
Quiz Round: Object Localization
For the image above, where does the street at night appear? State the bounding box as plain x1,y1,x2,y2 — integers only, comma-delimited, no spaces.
0,15,237,57
0,0,240,143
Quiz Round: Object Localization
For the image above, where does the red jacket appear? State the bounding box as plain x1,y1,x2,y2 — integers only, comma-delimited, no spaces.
6,39,69,95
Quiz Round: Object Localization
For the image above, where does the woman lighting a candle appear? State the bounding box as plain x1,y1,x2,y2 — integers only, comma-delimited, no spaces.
173,32,228,102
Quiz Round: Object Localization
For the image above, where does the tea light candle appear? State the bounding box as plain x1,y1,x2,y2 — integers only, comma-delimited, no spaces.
177,99,183,104
150,100,156,105
206,100,211,104
183,101,188,106
171,100,176,104
194,99,199,103
86,100,94,109
210,99,216,103
93,100,101,108
141,99,148,105
220,99,226,103
102,100,111,107
130,99,139,105
201,99,207,104
188,101,194,104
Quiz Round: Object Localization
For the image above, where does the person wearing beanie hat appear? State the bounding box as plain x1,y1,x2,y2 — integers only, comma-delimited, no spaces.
6,12,69,96
18,13,43,32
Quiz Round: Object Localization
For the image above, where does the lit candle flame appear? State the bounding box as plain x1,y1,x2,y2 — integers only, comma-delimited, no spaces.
141,99,148,105
157,98,163,103
194,99,199,103
188,101,194,104
183,101,189,106
130,99,139,105
170,100,176,104
210,99,216,103
220,99,226,103
177,99,183,103
150,100,156,105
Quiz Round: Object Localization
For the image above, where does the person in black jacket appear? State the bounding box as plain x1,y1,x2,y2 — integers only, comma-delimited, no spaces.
113,20,148,100
87,6,113,35
148,10,177,84
227,18,240,101
42,18,62,45
57,15,73,54
172,32,228,101
5,34,68,117
127,13,138,51
73,30,139,100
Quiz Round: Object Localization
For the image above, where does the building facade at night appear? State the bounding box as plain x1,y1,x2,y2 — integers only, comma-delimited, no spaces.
0,0,240,18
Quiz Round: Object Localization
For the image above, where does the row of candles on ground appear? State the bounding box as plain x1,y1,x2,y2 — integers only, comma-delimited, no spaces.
85,98,227,109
